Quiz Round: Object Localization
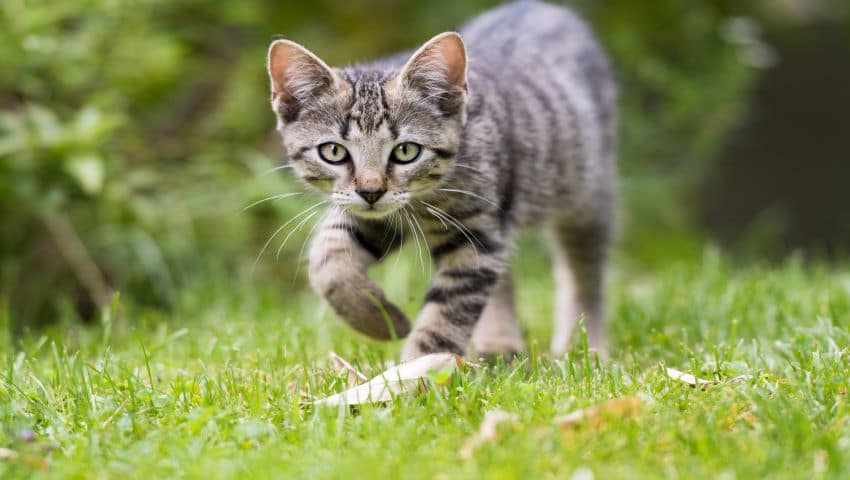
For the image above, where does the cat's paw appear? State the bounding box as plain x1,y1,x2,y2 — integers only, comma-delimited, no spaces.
470,336,525,364
325,284,410,340
475,349,522,365
471,321,525,363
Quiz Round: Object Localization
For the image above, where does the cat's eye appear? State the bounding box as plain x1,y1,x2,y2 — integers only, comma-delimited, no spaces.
390,142,421,164
318,142,349,164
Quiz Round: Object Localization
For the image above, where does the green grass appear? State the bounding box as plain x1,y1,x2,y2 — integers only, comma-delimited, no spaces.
2,245,850,479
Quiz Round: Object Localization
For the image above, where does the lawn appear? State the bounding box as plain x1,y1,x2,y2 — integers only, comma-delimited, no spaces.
2,244,850,479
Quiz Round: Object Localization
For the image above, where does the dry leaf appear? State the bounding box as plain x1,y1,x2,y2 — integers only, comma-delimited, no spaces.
314,353,464,406
554,396,641,430
328,351,368,389
666,367,753,388
666,367,715,387
459,409,518,459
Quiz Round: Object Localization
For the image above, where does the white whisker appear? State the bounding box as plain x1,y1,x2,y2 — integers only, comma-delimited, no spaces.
241,192,303,212
409,210,432,276
392,210,405,271
438,188,499,208
427,207,450,231
403,208,426,274
420,201,482,268
260,164,295,176
377,212,400,263
420,201,482,246
252,200,326,271
454,164,485,174
294,210,326,279
276,210,319,260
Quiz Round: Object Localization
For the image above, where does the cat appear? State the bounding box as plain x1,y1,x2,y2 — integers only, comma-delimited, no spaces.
266,0,616,361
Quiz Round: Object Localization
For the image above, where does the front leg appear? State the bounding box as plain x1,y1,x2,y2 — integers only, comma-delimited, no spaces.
401,237,507,361
309,210,410,339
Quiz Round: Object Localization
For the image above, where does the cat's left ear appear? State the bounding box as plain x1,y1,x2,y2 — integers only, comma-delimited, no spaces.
395,32,468,117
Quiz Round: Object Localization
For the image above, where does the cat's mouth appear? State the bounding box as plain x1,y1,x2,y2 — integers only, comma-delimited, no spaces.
345,203,404,219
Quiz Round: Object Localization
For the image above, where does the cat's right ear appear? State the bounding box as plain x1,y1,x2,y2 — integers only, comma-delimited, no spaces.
267,39,337,122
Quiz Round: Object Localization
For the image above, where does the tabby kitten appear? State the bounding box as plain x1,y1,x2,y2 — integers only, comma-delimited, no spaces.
266,1,616,360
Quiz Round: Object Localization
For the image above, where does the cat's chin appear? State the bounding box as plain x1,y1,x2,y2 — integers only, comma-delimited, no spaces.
346,205,402,220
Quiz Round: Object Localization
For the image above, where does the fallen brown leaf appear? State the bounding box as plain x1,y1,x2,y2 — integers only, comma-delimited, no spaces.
554,396,642,430
460,409,519,459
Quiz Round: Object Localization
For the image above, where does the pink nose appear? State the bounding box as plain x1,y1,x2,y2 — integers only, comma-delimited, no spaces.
356,187,386,205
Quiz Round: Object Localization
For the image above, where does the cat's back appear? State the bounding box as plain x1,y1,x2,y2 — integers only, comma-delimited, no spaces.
460,1,613,116
457,1,616,226
461,1,592,60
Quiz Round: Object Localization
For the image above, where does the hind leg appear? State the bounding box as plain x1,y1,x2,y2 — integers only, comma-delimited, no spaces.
470,272,525,359
549,218,611,356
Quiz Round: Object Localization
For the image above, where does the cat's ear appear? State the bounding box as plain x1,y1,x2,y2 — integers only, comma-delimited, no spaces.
267,39,338,121
395,32,468,117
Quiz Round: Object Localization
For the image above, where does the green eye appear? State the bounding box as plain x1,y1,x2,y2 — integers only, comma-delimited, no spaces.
318,142,349,164
390,142,421,164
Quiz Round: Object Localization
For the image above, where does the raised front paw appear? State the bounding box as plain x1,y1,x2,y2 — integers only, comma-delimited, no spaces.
321,280,411,340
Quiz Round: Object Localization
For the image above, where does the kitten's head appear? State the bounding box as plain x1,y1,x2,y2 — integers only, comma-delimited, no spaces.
267,32,468,219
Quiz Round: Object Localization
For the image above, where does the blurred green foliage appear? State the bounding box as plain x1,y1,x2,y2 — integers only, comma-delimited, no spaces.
0,0,772,326
578,0,760,262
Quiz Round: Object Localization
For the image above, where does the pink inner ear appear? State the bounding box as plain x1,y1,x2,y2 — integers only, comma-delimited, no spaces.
434,36,467,88
269,42,299,97
268,40,336,110
401,33,468,93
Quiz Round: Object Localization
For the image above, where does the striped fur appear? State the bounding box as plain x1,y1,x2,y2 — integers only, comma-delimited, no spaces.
267,1,616,360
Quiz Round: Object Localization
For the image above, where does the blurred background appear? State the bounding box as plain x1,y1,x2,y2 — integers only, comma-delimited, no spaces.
1,0,848,330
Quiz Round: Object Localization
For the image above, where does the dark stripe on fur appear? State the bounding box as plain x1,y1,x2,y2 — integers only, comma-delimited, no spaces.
281,105,300,123
432,148,456,159
499,95,517,228
351,228,383,259
453,205,485,221
431,230,500,259
340,112,353,140
327,222,354,231
425,283,489,304
430,233,469,259
338,79,358,139
442,299,487,327
417,330,464,355
388,119,399,139
442,267,499,284
289,146,310,162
